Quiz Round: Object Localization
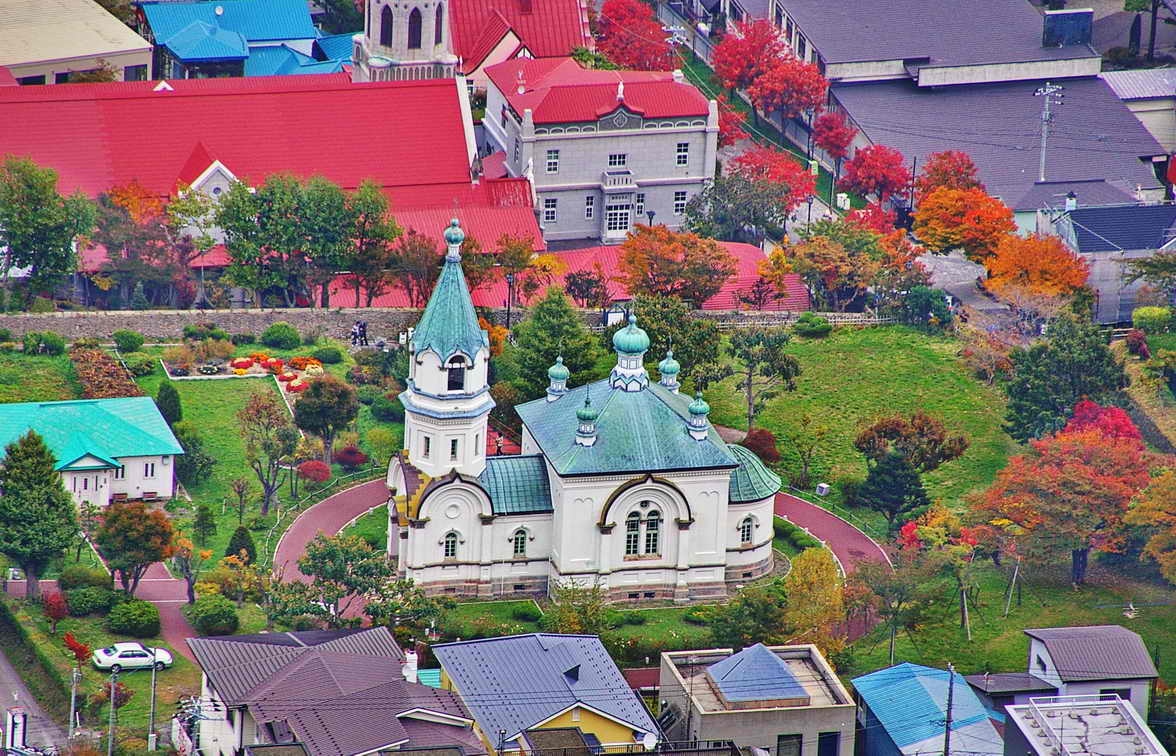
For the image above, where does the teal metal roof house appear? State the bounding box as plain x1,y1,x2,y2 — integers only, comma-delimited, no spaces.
0,397,183,507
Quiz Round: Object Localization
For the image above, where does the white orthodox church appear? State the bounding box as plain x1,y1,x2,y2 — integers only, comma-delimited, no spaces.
351,0,457,82
387,220,781,601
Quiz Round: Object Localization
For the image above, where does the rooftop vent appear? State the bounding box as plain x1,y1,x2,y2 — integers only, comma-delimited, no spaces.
565,664,580,681
215,4,224,14
1043,8,1093,47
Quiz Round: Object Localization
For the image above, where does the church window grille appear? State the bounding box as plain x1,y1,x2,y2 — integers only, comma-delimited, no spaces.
449,438,459,460
625,512,641,555
512,529,527,557
644,511,661,555
739,517,754,545
408,7,422,49
434,3,444,45
447,356,465,391
379,5,393,46
443,531,458,558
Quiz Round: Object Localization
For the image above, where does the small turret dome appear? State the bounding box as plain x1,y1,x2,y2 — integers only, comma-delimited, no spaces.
548,356,570,381
576,396,599,423
688,391,710,416
443,218,465,246
612,314,650,355
658,349,680,377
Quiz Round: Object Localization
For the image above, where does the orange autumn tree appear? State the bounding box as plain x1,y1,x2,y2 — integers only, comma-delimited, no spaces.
618,224,737,305
971,428,1153,585
914,150,985,201
1125,470,1176,584
984,233,1089,296
912,186,1015,262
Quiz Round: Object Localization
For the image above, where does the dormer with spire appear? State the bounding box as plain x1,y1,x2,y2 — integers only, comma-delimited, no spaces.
687,392,711,440
657,349,680,393
399,218,494,478
575,392,599,446
546,356,570,401
610,314,650,392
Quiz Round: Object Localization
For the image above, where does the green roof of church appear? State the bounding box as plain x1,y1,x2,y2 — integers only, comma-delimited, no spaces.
726,443,782,503
516,381,737,477
0,397,183,471
411,242,488,362
478,455,552,514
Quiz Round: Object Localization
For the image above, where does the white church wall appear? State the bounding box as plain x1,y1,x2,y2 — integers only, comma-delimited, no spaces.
724,495,776,572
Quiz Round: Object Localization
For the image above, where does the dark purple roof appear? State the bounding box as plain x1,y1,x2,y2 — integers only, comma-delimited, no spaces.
833,77,1164,211
774,0,1096,66
964,672,1058,695
1025,625,1158,681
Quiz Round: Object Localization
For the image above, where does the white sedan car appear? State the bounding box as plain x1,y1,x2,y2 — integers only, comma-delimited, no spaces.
92,642,173,672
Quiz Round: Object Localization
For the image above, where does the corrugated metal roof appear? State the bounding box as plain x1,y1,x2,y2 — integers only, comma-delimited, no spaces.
0,0,150,67
433,634,658,742
726,444,781,503
163,20,248,61
1101,68,1176,100
964,672,1056,695
833,77,1163,212
451,0,590,68
707,644,807,703
1018,179,1136,212
313,32,354,62
1025,625,1158,681
141,0,316,44
1065,203,1176,252
245,44,312,75
478,454,553,514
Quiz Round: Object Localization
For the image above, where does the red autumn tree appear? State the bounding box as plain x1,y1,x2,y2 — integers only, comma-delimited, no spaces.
912,186,1016,262
846,202,897,234
915,150,985,200
747,56,828,123
596,0,675,70
971,429,1152,584
618,224,738,305
984,233,1089,296
716,94,747,148
43,591,67,634
730,147,816,214
713,19,787,92
64,632,91,667
838,144,909,201
812,111,857,163
1064,400,1142,441
854,411,969,474
297,459,332,483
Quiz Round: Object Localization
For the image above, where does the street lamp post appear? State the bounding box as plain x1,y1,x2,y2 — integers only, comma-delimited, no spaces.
505,272,516,330
647,210,656,226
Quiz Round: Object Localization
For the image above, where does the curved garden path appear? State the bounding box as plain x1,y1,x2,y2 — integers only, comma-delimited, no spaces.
774,491,890,574
273,479,391,582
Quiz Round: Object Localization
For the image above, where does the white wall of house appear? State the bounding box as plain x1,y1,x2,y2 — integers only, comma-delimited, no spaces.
62,453,175,507
197,676,256,756
1028,638,1152,716
1123,97,1176,152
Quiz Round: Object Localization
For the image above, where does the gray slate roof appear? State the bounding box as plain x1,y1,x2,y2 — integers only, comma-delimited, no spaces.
1017,179,1136,211
833,76,1163,211
770,0,1096,67
478,455,553,514
1025,625,1158,681
1101,68,1176,100
964,672,1057,695
516,380,737,477
433,634,659,742
1065,203,1176,252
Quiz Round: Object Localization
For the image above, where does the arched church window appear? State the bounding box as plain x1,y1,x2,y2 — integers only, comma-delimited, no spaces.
512,529,527,557
408,7,422,49
435,3,444,45
380,5,393,46
739,516,754,545
625,512,641,556
644,510,661,555
443,531,458,559
447,356,465,391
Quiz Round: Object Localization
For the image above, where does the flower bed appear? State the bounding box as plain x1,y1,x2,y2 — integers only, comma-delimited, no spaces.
69,348,143,398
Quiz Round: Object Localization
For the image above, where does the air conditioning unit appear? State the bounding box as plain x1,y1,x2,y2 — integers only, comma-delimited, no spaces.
815,483,830,496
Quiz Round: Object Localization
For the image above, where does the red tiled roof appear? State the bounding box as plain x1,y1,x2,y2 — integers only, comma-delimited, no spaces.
0,73,473,198
175,141,217,191
486,57,708,124
0,67,17,87
452,0,590,70
482,150,508,179
622,667,660,691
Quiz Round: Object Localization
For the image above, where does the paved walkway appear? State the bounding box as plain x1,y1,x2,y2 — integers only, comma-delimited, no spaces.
0,634,67,748
134,562,195,662
774,491,890,574
273,479,391,582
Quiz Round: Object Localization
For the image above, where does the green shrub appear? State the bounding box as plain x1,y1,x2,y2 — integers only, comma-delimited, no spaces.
188,594,239,636
106,599,160,637
28,296,55,313
682,606,708,625
111,330,145,353
156,381,182,425
511,603,543,622
0,342,16,353
371,395,404,422
22,331,65,355
59,565,111,591
121,352,156,377
261,321,301,349
312,346,343,364
247,514,274,532
620,611,648,626
0,328,11,342
225,526,257,564
1133,306,1172,335
230,333,256,345
65,587,118,616
793,311,833,338
357,385,382,405
73,337,101,349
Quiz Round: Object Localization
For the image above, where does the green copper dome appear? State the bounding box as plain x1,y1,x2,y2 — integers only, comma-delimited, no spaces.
658,349,680,376
576,395,599,423
548,356,570,381
443,218,465,246
688,391,710,416
612,314,650,355
726,443,782,503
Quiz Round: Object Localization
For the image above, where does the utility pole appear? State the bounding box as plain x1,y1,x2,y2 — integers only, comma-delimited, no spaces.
943,662,955,756
67,667,80,740
106,669,118,756
1035,82,1064,183
148,659,159,750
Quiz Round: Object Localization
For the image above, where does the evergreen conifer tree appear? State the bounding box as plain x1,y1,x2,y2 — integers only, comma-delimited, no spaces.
0,431,78,598
225,525,257,565
857,451,930,535
156,381,182,425
130,281,150,310
510,286,603,399
193,504,217,549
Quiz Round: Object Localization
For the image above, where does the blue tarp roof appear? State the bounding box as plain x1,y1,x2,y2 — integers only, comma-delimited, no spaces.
852,663,994,749
162,20,247,60
141,0,316,44
707,644,808,703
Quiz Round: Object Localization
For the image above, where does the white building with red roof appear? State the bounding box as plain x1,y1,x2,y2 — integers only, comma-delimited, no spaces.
484,57,718,244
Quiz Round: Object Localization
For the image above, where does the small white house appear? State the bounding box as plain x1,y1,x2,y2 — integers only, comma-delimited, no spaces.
0,397,183,508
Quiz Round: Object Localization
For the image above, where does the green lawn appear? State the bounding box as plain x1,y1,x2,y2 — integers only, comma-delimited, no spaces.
705,327,1017,515
340,503,388,550
447,600,543,636
1150,332,1176,353
0,352,81,403
612,606,712,648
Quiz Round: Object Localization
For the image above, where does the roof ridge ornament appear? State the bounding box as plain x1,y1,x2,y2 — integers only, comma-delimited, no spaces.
575,388,598,447
443,217,464,261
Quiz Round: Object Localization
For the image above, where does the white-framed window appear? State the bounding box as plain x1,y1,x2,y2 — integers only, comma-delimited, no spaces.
608,153,627,167
635,193,645,216
443,531,458,559
644,510,661,555
543,198,558,223
475,433,481,456
449,438,459,461
676,142,689,166
512,529,527,557
740,516,754,545
447,356,465,392
673,190,688,215
113,466,125,480
585,195,595,219
82,477,88,491
625,505,662,556
546,149,560,173
143,462,156,478
606,202,631,232
625,512,641,556
423,435,432,459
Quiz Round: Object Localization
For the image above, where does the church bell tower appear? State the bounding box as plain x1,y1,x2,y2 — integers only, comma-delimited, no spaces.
352,0,457,82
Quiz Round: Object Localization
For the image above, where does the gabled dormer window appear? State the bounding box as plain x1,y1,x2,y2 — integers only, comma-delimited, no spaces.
447,356,466,391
